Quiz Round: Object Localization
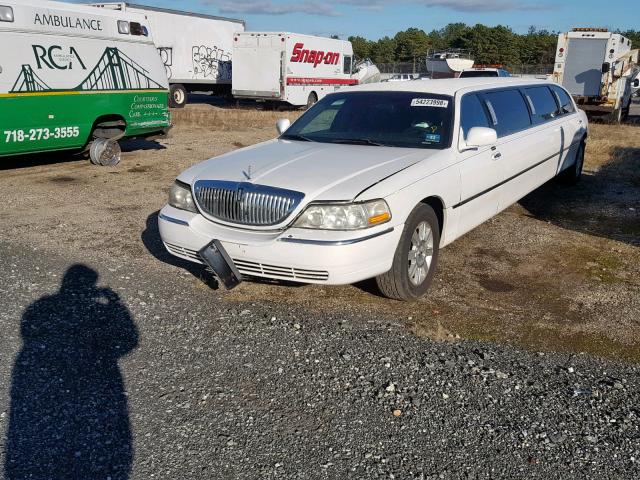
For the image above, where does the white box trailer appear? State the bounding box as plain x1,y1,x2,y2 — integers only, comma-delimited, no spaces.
553,28,638,121
232,32,358,108
90,2,245,107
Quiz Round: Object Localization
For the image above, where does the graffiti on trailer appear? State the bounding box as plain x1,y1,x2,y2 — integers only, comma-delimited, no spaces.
191,45,231,81
157,47,173,80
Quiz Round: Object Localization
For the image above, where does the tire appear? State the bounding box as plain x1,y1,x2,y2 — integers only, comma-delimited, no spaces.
169,84,187,108
558,140,585,185
306,92,318,110
90,138,121,167
375,204,440,301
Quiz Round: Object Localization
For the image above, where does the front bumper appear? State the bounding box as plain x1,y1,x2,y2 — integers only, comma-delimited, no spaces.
158,205,402,285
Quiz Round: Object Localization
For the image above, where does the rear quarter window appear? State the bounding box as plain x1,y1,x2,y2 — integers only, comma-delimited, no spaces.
551,85,575,115
481,89,532,137
525,86,559,124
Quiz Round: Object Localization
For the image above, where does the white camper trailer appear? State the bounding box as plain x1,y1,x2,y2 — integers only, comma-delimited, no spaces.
232,32,359,108
90,3,245,107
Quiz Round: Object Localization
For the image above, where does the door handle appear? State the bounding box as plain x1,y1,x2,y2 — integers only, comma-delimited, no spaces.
492,152,502,160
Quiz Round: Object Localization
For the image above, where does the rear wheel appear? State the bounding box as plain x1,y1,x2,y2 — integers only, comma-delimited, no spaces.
169,84,188,108
558,140,585,185
90,138,121,166
375,204,440,301
306,92,318,110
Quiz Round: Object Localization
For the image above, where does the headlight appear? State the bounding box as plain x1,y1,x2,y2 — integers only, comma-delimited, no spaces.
169,181,197,213
294,199,391,230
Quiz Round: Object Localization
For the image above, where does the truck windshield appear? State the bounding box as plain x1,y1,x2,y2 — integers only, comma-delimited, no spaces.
460,70,499,77
281,91,453,149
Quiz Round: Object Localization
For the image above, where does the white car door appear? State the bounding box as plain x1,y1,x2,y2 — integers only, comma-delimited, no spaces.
479,88,560,210
454,93,504,237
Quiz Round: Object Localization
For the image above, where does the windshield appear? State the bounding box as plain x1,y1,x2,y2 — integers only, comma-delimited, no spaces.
460,70,499,78
281,91,454,149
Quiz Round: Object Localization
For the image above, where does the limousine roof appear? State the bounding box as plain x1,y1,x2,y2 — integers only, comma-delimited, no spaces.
351,77,552,96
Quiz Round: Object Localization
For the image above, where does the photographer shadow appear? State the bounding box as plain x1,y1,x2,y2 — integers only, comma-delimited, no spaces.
4,265,138,480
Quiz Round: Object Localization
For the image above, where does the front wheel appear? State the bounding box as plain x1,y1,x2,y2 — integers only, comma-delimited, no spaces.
169,84,188,108
306,92,318,110
375,204,440,301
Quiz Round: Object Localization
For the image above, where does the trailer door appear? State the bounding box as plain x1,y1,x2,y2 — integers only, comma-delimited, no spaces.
233,35,282,98
563,38,608,96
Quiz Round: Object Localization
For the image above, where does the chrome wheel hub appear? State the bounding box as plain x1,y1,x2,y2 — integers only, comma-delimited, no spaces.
408,221,434,286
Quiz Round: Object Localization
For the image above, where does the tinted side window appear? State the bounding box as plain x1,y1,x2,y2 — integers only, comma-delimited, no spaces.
525,86,559,124
551,85,575,114
460,94,490,139
482,89,531,137
343,56,352,75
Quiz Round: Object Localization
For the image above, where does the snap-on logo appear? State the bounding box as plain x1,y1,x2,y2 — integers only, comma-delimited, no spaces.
290,43,340,67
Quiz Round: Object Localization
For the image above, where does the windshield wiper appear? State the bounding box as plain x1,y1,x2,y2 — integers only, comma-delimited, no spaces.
281,133,312,142
327,138,388,147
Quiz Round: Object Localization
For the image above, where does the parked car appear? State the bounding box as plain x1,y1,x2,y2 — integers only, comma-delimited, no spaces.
159,78,588,300
0,0,171,165
459,68,510,78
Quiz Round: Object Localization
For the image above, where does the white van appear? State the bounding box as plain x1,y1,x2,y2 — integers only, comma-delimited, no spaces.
158,78,588,300
232,32,357,108
0,0,170,165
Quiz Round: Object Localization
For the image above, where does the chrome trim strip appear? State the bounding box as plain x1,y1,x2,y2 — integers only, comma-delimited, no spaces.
159,213,190,226
279,227,395,246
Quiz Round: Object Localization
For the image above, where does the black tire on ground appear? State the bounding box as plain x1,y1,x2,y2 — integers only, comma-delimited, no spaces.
558,140,585,185
306,92,318,110
375,204,440,301
169,84,188,109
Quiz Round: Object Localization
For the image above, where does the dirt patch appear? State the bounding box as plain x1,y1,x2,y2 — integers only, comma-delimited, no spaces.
49,175,78,184
479,278,516,293
128,165,151,173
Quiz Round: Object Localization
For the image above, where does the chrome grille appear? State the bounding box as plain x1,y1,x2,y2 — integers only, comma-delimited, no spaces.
194,180,304,226
234,259,329,281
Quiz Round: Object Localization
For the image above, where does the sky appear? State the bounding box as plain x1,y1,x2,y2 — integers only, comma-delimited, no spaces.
74,0,637,39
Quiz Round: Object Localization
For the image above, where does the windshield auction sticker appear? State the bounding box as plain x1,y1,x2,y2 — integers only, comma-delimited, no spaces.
411,98,449,108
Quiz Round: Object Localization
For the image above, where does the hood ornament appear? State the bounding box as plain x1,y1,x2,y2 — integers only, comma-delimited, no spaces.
242,165,253,181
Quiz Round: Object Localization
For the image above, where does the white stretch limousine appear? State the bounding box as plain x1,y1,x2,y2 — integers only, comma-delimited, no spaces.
159,78,588,300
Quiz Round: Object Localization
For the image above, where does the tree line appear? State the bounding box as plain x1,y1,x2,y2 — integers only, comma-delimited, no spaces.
349,24,640,70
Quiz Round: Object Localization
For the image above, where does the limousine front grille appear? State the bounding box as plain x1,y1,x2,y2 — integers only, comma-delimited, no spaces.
233,259,329,282
194,180,304,227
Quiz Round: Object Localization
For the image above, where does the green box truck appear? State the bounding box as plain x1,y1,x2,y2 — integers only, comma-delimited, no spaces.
0,0,171,165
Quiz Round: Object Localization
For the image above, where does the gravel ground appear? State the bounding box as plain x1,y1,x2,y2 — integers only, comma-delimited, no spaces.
1,240,639,479
0,99,639,479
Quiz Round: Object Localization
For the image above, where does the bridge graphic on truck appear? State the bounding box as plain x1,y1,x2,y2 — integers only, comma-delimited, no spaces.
10,47,165,93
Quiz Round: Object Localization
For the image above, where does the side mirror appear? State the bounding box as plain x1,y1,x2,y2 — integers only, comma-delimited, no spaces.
276,118,291,135
601,62,610,74
464,127,497,150
633,78,640,88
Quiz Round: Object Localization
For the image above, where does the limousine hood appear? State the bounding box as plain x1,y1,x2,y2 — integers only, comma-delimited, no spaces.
178,139,440,202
